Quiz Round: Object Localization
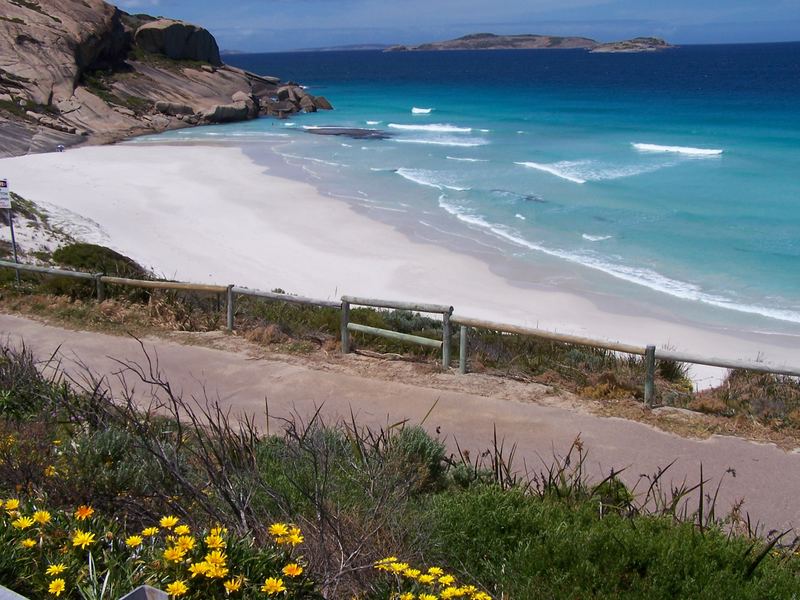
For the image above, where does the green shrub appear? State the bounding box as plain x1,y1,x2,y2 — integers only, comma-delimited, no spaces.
424,485,799,599
52,243,146,278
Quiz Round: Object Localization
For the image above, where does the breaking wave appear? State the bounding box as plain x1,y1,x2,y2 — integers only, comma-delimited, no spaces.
632,143,723,156
388,123,472,133
437,196,800,324
395,168,471,191
412,107,433,114
516,160,669,184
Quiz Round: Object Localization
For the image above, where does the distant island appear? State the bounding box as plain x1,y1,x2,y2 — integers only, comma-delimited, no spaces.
386,33,673,53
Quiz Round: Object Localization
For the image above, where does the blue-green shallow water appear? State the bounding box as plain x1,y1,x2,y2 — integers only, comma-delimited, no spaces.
136,44,800,333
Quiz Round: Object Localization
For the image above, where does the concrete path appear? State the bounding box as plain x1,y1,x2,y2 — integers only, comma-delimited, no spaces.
2,313,798,534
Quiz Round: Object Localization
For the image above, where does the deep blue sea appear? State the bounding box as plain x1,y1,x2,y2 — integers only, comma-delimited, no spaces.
145,44,800,332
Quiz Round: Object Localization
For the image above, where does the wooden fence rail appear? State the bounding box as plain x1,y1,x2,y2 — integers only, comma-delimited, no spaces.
340,295,453,367
1,259,798,408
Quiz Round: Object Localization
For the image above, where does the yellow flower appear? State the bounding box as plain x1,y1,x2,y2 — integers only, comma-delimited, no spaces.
399,594,415,600
174,525,191,536
439,575,455,586
142,527,159,537
166,580,189,598
163,547,186,563
74,506,94,521
417,574,435,585
210,525,227,536
427,567,444,576
44,465,57,477
419,595,437,600
282,563,303,577
160,515,180,529
125,535,143,548
188,562,210,578
205,564,229,579
471,593,491,600
176,536,196,552
48,578,66,597
440,587,462,599
12,516,35,529
4,498,20,512
205,534,226,549
205,550,227,567
34,510,52,525
21,538,36,548
46,564,67,576
260,577,286,595
275,526,304,546
223,578,242,594
390,562,410,574
268,523,289,537
72,530,96,550
403,568,421,579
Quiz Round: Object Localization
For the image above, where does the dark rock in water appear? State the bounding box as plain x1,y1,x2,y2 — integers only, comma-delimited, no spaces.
305,127,392,140
135,19,222,66
313,96,333,110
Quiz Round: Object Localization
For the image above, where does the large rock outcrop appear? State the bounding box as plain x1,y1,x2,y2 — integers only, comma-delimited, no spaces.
0,0,333,157
134,20,222,66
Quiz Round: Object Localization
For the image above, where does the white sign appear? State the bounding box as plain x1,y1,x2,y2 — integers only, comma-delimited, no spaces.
0,179,10,210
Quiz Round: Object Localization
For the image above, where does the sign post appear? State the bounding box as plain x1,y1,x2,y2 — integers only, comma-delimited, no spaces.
0,179,20,285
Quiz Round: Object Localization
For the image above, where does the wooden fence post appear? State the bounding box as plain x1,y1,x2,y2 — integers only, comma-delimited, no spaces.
442,308,453,369
644,345,656,406
94,274,105,302
341,300,350,353
459,325,468,374
226,285,235,332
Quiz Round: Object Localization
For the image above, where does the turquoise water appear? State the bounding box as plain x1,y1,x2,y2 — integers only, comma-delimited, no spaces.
140,44,800,332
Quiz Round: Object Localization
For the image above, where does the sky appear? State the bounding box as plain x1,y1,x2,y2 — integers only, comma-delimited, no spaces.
115,0,800,53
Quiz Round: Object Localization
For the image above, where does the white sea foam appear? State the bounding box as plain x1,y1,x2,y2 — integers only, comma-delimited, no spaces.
396,168,470,191
446,156,489,162
396,138,488,148
438,196,800,324
412,107,433,114
388,123,472,133
582,234,613,242
515,214,526,220
277,152,347,168
632,143,723,156
516,161,587,184
516,160,669,184
366,120,382,125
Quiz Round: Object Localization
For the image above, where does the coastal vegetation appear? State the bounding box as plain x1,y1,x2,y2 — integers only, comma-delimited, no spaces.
1,340,800,598
1,241,800,448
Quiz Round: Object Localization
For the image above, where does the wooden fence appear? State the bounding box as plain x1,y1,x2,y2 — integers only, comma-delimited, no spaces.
2,258,799,406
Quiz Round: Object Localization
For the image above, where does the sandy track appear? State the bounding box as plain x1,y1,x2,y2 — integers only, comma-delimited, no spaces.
2,313,798,534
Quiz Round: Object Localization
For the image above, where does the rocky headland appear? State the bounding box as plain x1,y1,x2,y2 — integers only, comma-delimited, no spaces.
590,37,674,53
387,32,673,53
0,0,332,158
387,33,597,51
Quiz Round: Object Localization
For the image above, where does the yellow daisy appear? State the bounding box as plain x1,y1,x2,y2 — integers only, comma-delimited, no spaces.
48,578,66,597
260,577,286,595
282,563,303,577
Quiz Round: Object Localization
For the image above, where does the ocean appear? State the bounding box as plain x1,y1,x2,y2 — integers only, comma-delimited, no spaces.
139,43,800,334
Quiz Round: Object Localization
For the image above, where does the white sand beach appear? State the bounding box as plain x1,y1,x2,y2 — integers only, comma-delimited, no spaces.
2,142,799,386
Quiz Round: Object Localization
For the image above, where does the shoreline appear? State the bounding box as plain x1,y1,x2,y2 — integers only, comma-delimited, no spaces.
2,141,800,387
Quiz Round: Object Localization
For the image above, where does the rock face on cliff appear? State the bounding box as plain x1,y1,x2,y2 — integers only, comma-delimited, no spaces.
135,19,222,66
0,0,332,158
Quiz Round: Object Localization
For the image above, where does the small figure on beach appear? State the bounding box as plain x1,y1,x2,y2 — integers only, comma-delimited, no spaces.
57,145,65,153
